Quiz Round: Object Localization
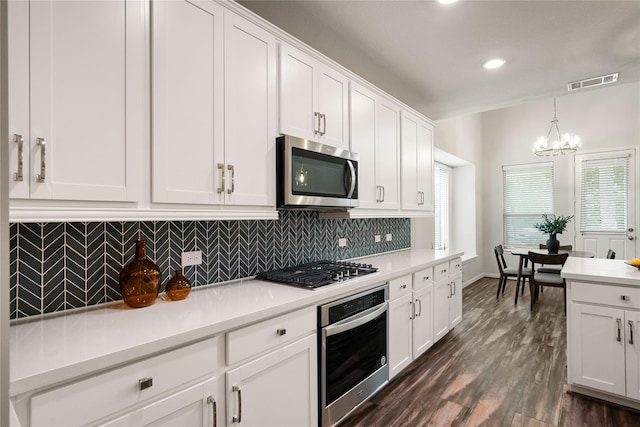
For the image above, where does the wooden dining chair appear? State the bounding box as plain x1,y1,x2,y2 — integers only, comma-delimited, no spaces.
537,244,572,274
494,245,532,304
539,244,573,250
528,252,569,313
606,249,616,259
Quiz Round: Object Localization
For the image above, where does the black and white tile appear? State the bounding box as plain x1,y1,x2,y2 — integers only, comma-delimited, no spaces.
9,212,410,319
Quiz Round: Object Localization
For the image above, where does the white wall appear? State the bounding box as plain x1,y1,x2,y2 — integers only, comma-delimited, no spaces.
482,81,640,274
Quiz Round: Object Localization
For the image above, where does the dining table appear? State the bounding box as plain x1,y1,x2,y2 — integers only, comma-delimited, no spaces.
508,248,595,293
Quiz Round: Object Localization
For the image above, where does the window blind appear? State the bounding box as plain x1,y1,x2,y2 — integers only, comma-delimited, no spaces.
579,155,628,233
434,163,450,250
502,163,553,246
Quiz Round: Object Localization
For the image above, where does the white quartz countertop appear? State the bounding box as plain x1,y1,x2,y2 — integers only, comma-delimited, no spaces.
562,257,640,286
10,248,463,396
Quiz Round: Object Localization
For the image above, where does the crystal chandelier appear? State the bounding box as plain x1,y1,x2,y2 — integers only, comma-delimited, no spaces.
532,98,581,156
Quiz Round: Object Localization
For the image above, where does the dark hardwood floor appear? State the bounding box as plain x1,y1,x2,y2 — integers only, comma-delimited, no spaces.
341,277,640,427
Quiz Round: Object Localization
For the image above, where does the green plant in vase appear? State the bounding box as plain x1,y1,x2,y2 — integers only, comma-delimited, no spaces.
534,214,574,253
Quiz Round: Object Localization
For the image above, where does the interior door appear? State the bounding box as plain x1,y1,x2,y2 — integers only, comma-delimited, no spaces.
575,149,637,259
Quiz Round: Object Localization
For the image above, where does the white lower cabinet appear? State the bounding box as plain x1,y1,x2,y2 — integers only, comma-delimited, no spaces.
433,259,463,342
224,306,318,426
225,335,317,426
568,281,640,402
101,378,218,427
388,270,435,379
26,338,218,427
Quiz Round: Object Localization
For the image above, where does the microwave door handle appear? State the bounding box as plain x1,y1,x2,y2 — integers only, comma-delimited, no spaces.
345,160,356,198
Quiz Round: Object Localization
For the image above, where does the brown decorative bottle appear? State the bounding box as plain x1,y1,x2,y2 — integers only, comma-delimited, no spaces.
119,240,161,308
165,269,191,301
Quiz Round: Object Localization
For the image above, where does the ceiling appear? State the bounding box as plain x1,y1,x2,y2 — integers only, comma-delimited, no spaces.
238,0,640,120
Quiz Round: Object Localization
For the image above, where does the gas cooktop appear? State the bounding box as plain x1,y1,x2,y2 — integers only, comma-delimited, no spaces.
255,260,378,289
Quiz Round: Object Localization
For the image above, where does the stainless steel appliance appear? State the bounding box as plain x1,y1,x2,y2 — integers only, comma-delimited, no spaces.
319,285,389,427
276,135,359,210
255,260,378,289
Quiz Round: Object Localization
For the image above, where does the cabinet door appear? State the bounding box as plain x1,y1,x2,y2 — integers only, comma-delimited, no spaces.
569,303,626,396
226,335,317,427
7,0,30,199
152,0,224,204
434,278,451,342
350,83,378,209
413,284,434,358
416,120,434,212
223,11,276,207
389,292,413,379
449,274,463,329
376,97,401,210
625,310,640,400
279,43,316,141
317,63,349,150
400,111,419,210
29,0,144,201
101,378,217,427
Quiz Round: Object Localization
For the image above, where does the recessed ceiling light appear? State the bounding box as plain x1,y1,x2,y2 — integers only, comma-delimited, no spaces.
483,58,506,70
438,0,458,4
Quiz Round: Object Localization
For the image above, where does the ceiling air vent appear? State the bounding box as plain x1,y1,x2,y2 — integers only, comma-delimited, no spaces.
567,73,619,91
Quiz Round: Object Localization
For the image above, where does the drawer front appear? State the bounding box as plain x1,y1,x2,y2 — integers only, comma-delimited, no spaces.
450,258,462,274
389,274,413,300
31,337,217,426
413,267,433,290
570,281,640,309
434,262,450,282
227,306,316,365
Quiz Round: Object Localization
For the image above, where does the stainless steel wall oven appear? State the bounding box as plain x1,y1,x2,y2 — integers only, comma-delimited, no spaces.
319,284,389,427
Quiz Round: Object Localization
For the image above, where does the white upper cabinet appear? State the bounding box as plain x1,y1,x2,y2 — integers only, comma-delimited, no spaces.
350,82,400,210
223,11,277,207
152,4,276,208
401,110,434,212
8,0,145,202
152,0,224,205
279,43,349,150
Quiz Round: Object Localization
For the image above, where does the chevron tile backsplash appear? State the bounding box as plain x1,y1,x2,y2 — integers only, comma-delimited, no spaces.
9,211,410,319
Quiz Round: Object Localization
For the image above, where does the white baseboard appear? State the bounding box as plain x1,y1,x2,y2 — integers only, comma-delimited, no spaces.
463,273,488,287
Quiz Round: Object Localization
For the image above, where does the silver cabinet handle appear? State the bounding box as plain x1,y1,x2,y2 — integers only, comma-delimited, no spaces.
207,396,217,427
314,112,320,135
447,283,452,298
400,284,406,289
227,164,235,194
416,298,422,317
321,113,327,136
36,137,46,182
380,185,385,203
451,281,456,296
617,318,622,342
217,163,225,194
423,275,430,281
276,328,286,336
376,185,381,202
13,134,24,181
630,320,635,345
410,300,414,320
629,228,635,232
622,295,630,301
138,377,153,390
232,385,242,423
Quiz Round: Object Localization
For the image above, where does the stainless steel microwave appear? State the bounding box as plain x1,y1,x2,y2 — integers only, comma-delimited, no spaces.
276,135,359,210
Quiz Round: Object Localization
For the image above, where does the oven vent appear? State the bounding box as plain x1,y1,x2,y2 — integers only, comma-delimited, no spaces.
567,73,619,91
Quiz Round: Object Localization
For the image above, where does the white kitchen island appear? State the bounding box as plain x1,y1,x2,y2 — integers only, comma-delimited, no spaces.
562,257,640,410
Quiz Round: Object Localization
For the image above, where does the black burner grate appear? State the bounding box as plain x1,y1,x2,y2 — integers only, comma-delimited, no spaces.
255,260,378,289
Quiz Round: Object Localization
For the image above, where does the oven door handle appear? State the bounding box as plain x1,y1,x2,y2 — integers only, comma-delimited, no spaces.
324,302,387,337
